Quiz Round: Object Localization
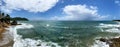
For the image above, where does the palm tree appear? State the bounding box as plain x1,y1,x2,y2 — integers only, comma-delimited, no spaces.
0,11,1,17
4,14,11,24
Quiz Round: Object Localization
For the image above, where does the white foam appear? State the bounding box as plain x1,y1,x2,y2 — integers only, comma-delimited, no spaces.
99,23,120,28
7,23,61,47
16,23,34,29
91,35,120,47
98,23,120,33
91,40,109,47
46,24,50,27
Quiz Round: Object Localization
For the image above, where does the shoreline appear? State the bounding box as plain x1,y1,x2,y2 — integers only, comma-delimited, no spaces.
0,26,14,47
98,37,120,47
0,22,17,47
0,28,6,39
0,12,26,47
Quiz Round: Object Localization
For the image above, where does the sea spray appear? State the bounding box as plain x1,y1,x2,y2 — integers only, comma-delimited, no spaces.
9,23,61,47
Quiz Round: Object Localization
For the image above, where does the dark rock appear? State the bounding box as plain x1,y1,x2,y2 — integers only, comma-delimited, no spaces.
98,37,120,47
99,38,107,42
37,44,41,46
11,20,17,25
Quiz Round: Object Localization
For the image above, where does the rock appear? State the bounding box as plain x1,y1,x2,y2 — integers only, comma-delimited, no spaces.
99,38,108,42
11,20,17,25
37,44,41,46
99,37,120,47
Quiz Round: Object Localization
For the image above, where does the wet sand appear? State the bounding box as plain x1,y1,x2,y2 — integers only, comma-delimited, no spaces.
0,40,14,47
0,28,5,39
0,28,14,47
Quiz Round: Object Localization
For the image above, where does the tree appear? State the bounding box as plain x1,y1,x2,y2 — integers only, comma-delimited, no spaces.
5,14,11,24
6,14,10,18
0,13,4,19
0,12,2,19
2,13,4,16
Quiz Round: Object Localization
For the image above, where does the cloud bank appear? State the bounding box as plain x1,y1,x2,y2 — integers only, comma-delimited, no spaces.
115,0,120,6
1,0,58,13
51,5,107,20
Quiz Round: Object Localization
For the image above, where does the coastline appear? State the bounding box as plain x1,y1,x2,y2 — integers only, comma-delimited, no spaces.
0,12,26,47
0,22,10,39
0,28,5,39
98,37,120,47
0,25,14,47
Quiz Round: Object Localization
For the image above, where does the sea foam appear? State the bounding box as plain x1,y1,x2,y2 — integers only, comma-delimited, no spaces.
8,23,61,47
91,40,109,47
98,23,120,33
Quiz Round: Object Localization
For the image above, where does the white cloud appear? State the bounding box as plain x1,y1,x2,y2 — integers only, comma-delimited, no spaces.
1,0,58,13
51,5,107,20
0,0,1,5
115,0,120,6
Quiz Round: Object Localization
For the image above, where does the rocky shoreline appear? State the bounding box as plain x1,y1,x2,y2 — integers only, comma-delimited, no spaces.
98,37,120,47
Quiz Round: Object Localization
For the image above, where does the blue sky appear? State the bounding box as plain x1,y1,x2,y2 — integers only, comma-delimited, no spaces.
1,0,120,20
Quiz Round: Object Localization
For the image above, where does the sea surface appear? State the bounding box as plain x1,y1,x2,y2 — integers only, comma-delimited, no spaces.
9,21,120,47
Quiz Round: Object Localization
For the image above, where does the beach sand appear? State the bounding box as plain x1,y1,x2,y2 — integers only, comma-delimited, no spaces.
0,28,5,39
0,28,14,47
0,40,14,47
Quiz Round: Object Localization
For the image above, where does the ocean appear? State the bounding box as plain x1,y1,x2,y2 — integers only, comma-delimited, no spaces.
7,21,120,47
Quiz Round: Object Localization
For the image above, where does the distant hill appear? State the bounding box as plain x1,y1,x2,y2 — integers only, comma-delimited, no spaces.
11,17,29,21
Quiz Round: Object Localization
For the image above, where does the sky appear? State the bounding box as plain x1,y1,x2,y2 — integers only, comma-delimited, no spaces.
0,0,120,21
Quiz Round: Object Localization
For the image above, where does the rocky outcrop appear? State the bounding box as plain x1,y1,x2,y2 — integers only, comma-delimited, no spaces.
98,37,120,47
11,20,21,25
11,20,17,25
0,13,22,26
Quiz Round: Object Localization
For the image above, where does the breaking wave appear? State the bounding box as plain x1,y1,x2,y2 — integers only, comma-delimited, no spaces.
8,23,61,47
97,22,120,33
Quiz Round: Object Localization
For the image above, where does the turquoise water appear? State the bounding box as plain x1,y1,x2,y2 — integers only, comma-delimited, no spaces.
17,21,120,47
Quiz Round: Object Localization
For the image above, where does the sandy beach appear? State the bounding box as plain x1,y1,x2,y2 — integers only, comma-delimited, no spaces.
0,22,14,47
0,28,5,39
0,27,14,47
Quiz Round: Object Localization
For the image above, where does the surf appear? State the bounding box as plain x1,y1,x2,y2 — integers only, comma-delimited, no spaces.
7,23,61,47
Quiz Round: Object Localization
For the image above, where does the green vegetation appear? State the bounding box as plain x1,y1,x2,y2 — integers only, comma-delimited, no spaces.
11,17,29,21
0,12,29,25
0,12,29,21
